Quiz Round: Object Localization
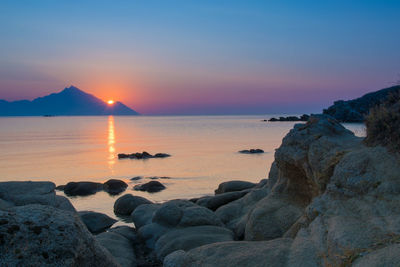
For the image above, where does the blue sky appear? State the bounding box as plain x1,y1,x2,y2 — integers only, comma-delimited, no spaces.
0,0,399,114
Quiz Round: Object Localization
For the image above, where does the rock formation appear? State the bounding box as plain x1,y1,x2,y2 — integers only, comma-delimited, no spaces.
164,114,400,266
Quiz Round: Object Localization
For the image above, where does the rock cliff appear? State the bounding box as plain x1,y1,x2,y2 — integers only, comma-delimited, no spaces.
323,85,400,122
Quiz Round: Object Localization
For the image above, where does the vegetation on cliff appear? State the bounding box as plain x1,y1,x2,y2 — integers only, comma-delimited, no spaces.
365,91,400,152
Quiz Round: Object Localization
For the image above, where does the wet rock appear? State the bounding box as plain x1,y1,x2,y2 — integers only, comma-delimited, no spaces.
78,211,117,234
154,153,171,158
134,181,166,193
63,181,103,196
114,194,152,216
215,180,256,194
118,152,171,160
131,176,143,181
239,149,264,154
0,204,118,266
103,179,128,195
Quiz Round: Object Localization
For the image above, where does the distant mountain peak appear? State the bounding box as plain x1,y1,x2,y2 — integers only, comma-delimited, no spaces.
0,86,140,116
61,85,86,94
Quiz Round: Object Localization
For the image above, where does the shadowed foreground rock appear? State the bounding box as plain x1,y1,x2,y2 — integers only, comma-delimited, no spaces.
0,204,118,266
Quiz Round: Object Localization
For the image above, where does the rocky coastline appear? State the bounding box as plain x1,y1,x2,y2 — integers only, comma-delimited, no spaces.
1,114,400,266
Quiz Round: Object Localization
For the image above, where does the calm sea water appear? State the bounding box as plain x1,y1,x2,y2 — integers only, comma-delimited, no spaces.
0,115,365,221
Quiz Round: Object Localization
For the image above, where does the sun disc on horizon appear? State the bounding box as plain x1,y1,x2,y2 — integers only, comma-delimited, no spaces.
107,100,114,105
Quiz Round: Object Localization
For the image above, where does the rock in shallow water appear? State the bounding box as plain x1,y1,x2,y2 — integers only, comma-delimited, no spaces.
118,151,171,159
103,179,128,195
63,181,103,196
134,181,166,193
239,149,264,154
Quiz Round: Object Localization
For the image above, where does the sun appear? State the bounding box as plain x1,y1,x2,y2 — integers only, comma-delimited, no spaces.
107,100,114,105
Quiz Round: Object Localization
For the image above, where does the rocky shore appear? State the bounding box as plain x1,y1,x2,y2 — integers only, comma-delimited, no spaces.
2,114,400,266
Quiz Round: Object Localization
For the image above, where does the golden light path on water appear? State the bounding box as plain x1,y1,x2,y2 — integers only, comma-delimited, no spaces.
108,116,116,174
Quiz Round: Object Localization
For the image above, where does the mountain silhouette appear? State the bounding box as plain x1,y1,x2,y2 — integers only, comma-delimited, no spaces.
0,86,139,116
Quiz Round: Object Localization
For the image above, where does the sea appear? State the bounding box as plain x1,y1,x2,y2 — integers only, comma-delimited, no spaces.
0,115,365,222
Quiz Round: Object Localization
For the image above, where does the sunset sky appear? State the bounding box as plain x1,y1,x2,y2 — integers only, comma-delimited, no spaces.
0,0,399,115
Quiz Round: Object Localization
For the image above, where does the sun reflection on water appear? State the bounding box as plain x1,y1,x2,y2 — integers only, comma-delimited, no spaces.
108,116,116,173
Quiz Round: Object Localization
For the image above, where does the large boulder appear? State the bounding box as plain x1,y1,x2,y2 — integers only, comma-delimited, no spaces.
164,238,292,267
0,181,75,212
215,180,256,194
215,187,270,238
0,204,118,266
155,225,235,260
63,181,103,196
244,194,303,241
78,211,117,234
96,231,137,267
114,194,152,216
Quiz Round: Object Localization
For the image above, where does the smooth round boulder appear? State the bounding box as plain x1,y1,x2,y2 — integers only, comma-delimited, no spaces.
114,194,152,216
215,180,256,194
103,179,128,195
134,181,166,193
152,202,183,227
78,211,117,234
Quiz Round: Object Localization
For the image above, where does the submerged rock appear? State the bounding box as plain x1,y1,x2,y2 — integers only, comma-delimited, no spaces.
134,181,166,193
78,211,117,234
114,194,153,216
238,149,264,154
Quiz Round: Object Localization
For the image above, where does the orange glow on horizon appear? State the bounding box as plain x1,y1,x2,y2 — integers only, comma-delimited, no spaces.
107,100,114,105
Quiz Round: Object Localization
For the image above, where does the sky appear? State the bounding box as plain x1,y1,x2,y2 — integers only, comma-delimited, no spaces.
0,0,399,115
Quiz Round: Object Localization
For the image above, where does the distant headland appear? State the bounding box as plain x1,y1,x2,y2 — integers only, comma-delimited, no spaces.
0,86,139,116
